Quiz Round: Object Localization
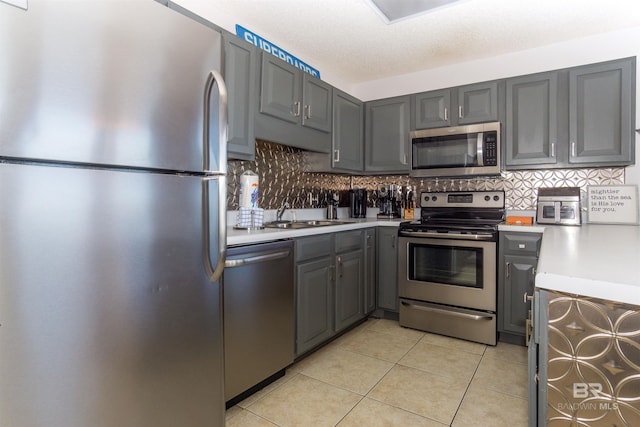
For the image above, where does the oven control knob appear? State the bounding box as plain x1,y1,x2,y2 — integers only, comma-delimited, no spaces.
432,196,437,202
493,195,500,201
484,195,490,201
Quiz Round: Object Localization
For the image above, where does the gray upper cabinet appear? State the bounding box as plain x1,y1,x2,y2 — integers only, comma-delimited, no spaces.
365,95,410,173
504,57,635,170
224,34,258,161
457,81,499,125
255,53,331,153
259,54,301,124
302,75,332,133
568,57,635,166
411,82,498,130
411,89,451,129
505,71,558,167
332,89,364,172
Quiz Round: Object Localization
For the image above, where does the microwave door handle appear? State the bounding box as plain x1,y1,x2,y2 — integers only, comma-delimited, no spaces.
476,133,484,166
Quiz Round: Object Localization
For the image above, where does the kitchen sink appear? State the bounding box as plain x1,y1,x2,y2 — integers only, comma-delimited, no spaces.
264,220,354,229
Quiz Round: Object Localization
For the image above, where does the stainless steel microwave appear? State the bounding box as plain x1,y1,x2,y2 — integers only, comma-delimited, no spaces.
409,122,501,177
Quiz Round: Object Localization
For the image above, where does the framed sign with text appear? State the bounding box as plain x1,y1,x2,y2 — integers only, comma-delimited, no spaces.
587,185,639,225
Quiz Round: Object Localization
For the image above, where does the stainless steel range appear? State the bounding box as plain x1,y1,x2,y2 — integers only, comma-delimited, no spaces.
398,190,505,345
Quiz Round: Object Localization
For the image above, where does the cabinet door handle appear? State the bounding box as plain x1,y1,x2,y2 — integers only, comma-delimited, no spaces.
292,101,301,117
444,107,448,121
334,149,340,163
328,265,335,282
403,153,408,165
337,256,343,278
523,292,533,304
458,105,463,119
551,142,555,158
505,261,511,279
304,104,311,119
391,235,396,249
571,141,577,157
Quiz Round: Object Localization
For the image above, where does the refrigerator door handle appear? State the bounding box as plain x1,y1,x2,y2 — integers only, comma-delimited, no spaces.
203,68,228,176
202,68,228,283
203,176,227,283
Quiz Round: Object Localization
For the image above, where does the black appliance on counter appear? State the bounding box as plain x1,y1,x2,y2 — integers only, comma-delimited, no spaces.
349,188,367,218
397,190,505,345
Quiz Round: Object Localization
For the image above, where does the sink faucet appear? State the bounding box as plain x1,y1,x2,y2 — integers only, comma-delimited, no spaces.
276,202,290,221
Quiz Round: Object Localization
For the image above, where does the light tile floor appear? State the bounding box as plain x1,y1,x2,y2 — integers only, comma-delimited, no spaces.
226,318,529,427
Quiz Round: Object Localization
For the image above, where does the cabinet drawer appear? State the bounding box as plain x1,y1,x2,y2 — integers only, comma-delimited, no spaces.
502,233,542,255
296,234,332,262
335,230,363,253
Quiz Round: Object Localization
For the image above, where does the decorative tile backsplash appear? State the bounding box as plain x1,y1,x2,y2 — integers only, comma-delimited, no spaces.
227,140,625,211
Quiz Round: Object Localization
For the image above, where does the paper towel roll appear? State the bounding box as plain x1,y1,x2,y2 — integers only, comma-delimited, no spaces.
239,171,259,208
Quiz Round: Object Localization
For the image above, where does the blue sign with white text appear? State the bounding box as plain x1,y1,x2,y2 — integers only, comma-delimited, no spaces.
236,24,320,79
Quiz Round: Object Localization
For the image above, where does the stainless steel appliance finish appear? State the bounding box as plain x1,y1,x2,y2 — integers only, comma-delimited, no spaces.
410,122,501,178
536,187,582,225
224,240,294,402
398,191,505,345
0,2,228,426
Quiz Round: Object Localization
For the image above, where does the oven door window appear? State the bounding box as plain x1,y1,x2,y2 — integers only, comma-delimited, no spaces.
412,133,479,169
408,242,483,288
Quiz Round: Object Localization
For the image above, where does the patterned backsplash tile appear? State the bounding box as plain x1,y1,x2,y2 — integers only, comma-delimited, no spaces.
227,140,625,211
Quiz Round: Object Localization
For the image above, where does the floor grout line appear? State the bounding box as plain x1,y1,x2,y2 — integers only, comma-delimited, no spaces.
227,319,529,427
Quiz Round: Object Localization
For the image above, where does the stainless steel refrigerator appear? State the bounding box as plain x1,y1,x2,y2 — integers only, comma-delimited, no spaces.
0,1,228,426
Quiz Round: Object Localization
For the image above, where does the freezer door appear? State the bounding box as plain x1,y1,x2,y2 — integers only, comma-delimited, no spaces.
0,0,222,173
0,163,224,427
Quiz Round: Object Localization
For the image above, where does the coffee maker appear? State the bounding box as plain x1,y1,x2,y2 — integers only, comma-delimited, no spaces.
349,189,367,218
377,184,401,219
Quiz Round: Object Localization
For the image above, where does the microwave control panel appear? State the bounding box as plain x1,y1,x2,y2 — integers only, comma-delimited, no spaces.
483,132,498,166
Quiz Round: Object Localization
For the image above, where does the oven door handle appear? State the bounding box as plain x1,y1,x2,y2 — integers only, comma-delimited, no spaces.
398,231,495,240
401,301,494,321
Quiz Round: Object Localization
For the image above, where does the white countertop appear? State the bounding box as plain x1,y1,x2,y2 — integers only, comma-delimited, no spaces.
227,208,640,305
534,224,640,306
227,216,402,246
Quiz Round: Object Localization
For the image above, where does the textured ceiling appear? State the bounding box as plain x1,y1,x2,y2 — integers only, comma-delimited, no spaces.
196,0,640,86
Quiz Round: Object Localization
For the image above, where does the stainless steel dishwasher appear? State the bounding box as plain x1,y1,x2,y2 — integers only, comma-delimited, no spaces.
223,239,294,403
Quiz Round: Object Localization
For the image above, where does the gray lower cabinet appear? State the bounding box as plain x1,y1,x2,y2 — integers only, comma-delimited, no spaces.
411,81,499,130
365,96,410,173
296,256,333,355
505,71,559,167
255,53,331,153
364,228,376,314
376,227,398,312
295,234,334,356
331,89,364,172
498,231,542,345
224,33,258,161
295,230,365,357
334,249,363,332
